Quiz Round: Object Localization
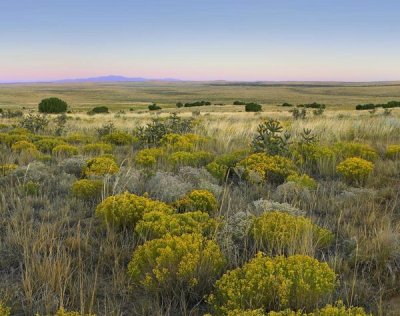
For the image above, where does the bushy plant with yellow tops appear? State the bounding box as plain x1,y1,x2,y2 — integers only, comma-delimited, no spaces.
0,302,11,316
128,233,225,300
71,179,103,200
237,153,297,184
35,137,67,153
208,253,336,314
64,133,93,144
95,192,174,228
312,301,371,316
160,133,207,151
386,144,400,159
286,174,317,190
0,132,30,146
52,144,79,157
207,150,249,181
134,147,165,168
135,210,218,240
250,211,333,255
82,143,113,155
333,142,377,161
54,307,95,316
11,140,37,153
168,150,214,167
102,131,136,145
175,189,218,214
84,156,119,176
226,309,266,316
336,157,373,185
0,163,18,176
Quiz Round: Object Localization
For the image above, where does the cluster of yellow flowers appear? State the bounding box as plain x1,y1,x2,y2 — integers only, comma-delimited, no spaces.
250,211,333,255
336,157,374,185
11,140,38,154
286,174,317,190
134,147,165,168
168,150,214,167
35,137,67,153
0,131,31,146
82,143,113,155
84,156,119,176
95,192,174,228
160,133,207,151
71,179,103,200
0,163,18,176
175,189,218,214
101,131,137,145
386,144,400,159
208,253,336,314
0,302,11,316
64,133,93,144
333,142,378,161
52,144,79,158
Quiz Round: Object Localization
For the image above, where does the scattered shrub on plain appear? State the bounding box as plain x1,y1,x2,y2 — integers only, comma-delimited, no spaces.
52,144,79,157
168,150,214,167
175,189,218,214
84,156,119,176
102,131,136,145
134,147,165,168
336,157,374,185
72,179,103,200
286,174,317,190
38,97,68,113
82,143,113,155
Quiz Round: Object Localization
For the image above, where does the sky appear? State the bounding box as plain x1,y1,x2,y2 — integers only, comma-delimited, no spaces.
1,0,400,82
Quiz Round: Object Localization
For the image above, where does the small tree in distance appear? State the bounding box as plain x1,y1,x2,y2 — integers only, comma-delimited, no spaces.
38,97,68,113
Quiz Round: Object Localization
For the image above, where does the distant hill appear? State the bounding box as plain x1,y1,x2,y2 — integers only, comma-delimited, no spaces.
54,75,181,83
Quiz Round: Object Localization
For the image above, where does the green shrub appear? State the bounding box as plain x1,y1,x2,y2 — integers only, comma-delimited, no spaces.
82,143,113,155
38,97,68,113
102,131,136,145
64,133,93,144
148,103,162,111
160,133,207,151
128,233,225,300
252,119,290,156
22,181,40,195
52,144,79,157
208,253,336,313
95,192,174,228
286,174,317,189
0,163,18,176
72,179,103,200
134,148,165,168
251,211,333,255
245,103,262,112
206,150,248,181
0,133,30,146
90,106,109,114
11,140,37,153
386,145,400,159
175,189,218,214
35,137,67,153
135,210,218,240
168,150,214,167
333,142,377,161
336,157,374,185
84,156,119,176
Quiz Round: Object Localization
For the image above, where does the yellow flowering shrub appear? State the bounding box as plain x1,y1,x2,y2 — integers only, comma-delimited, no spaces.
386,144,400,159
52,144,79,157
250,211,334,255
82,143,113,155
102,131,136,145
160,133,207,151
135,210,219,240
0,302,11,316
208,253,336,313
54,307,95,316
128,233,225,299
237,153,297,184
333,142,377,161
0,163,18,176
35,137,67,153
72,179,103,200
175,189,218,214
168,150,214,167
207,150,249,181
84,157,119,176
11,140,37,153
226,309,266,316
336,157,373,185
134,147,165,168
0,133,30,146
64,133,94,144
313,301,370,315
286,174,317,190
95,192,174,228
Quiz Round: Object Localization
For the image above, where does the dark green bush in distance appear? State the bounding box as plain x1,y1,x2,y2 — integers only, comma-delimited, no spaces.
148,103,162,111
183,100,211,107
90,106,109,114
176,102,184,108
233,100,247,105
245,103,262,112
356,101,400,110
38,97,68,113
297,102,326,109
356,103,376,110
281,102,293,107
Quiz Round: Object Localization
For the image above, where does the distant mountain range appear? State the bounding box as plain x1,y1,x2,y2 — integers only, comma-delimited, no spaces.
54,75,182,83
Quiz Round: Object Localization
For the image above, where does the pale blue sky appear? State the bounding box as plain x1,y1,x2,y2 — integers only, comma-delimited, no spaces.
1,0,399,82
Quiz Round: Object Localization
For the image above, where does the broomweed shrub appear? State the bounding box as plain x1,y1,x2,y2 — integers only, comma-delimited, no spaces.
175,189,218,214
134,148,165,168
127,233,225,300
333,142,377,161
84,157,119,176
72,179,103,200
168,150,214,167
52,144,79,157
135,210,218,240
102,131,136,145
160,133,207,151
336,157,374,185
286,174,317,190
64,133,93,144
237,153,297,184
35,137,67,153
0,163,18,176
251,211,334,255
208,253,336,313
386,145,400,159
11,140,37,153
0,132,30,146
82,143,113,155
54,307,95,316
0,302,11,316
95,192,174,228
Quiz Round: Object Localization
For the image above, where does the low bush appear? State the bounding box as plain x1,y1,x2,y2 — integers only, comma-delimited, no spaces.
38,97,68,113
52,144,79,157
11,140,37,153
206,150,248,181
286,174,317,189
148,103,162,111
82,143,113,155
336,157,374,185
175,189,218,214
250,211,334,255
84,156,120,176
386,144,400,159
64,133,93,144
333,142,377,161
127,233,225,301
134,147,165,168
160,133,207,151
0,302,11,316
71,179,103,200
54,307,95,316
90,106,109,114
102,131,136,145
245,103,262,112
35,137,67,153
95,192,174,228
0,163,18,176
168,150,214,167
208,253,336,313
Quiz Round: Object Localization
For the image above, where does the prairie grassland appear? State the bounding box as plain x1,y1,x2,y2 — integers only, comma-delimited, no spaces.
0,92,400,315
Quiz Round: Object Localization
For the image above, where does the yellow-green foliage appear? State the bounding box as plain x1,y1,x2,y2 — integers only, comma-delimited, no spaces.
135,210,218,240
207,150,249,181
312,301,371,316
95,192,174,228
237,153,297,183
64,133,93,144
35,137,67,153
0,163,18,176
84,157,119,176
11,140,37,153
134,148,165,168
286,174,317,190
82,143,113,155
23,181,40,195
251,211,333,255
102,131,136,145
72,179,103,200
168,150,214,167
54,307,95,316
0,132,30,146
386,144,400,159
128,233,225,297
226,309,266,316
52,144,79,157
208,253,336,313
175,189,218,214
336,157,374,185
0,302,11,316
333,142,377,161
160,133,207,151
